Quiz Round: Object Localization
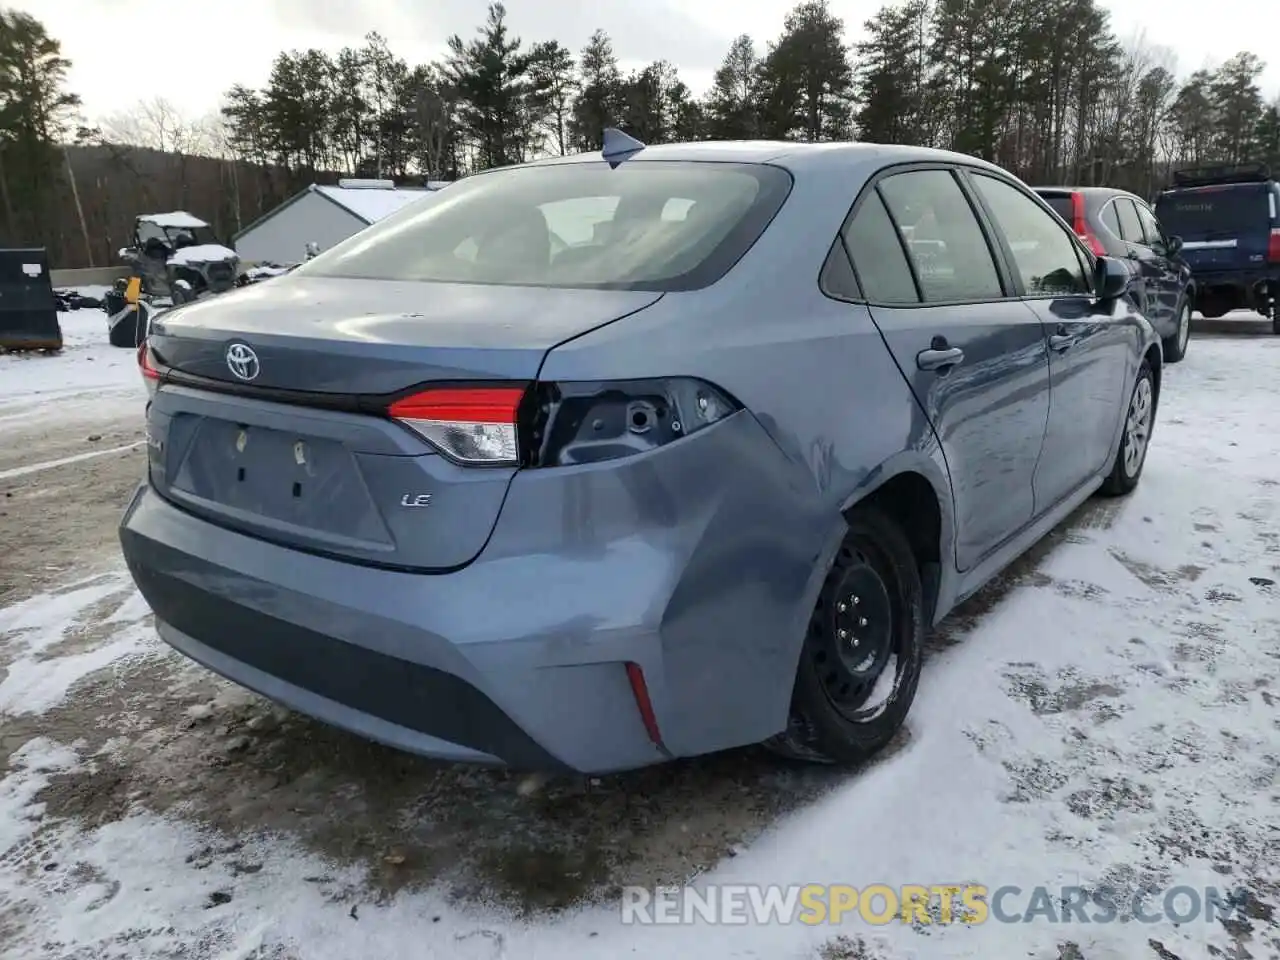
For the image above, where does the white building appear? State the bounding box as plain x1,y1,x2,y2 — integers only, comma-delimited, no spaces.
231,179,448,265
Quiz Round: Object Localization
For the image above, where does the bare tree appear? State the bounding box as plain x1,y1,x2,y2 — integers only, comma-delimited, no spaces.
100,97,219,155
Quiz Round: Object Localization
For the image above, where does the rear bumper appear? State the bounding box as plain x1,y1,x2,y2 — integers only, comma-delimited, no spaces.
1191,267,1279,302
118,411,833,774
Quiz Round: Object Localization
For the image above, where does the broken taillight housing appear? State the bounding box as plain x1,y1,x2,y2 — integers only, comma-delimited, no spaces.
523,377,740,467
385,378,741,467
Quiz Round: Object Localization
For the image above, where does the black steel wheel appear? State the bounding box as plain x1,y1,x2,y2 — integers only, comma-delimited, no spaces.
811,546,899,720
769,504,925,765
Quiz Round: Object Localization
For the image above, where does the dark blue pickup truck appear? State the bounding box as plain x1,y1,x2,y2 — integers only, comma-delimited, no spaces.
1154,162,1280,334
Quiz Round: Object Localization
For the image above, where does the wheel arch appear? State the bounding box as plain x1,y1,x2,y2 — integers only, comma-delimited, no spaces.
838,455,954,625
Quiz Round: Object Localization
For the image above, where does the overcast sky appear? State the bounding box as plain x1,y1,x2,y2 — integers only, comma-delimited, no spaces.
32,0,1280,123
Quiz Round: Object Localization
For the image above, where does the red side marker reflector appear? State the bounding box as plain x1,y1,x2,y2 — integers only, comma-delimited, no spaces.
625,662,663,746
387,387,524,424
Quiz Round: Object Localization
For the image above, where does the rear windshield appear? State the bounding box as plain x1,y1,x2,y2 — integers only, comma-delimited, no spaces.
296,161,792,291
1154,183,1272,237
1038,194,1075,222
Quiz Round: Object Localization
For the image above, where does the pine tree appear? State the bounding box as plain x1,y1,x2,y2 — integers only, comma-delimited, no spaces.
756,0,854,141
705,35,759,139
0,10,80,244
570,29,623,151
443,3,537,168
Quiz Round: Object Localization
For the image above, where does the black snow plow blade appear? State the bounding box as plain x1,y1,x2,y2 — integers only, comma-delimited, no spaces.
0,248,62,352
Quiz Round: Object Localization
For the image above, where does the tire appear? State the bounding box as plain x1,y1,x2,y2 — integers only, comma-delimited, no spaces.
1099,360,1156,497
1161,297,1191,363
767,505,925,765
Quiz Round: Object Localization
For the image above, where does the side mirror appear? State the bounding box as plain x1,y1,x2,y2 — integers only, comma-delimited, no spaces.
1165,235,1183,256
1094,255,1130,300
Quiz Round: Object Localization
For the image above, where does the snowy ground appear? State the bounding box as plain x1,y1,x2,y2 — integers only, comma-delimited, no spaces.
0,307,1277,960
0,289,140,414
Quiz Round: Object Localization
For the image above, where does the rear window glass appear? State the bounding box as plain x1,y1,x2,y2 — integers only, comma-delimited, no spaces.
294,161,792,291
1040,195,1074,222
1154,184,1271,237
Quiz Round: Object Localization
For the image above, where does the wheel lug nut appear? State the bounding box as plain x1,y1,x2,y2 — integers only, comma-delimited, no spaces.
859,617,868,627
838,629,848,639
838,603,847,613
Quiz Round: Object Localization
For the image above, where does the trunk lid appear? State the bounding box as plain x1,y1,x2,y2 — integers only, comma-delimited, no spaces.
145,274,663,571
149,275,663,391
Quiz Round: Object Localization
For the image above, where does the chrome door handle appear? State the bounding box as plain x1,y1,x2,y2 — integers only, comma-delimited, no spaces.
916,347,964,371
1049,324,1078,352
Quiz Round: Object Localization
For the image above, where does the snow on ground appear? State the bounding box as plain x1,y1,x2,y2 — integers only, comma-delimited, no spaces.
0,292,143,414
0,326,1277,960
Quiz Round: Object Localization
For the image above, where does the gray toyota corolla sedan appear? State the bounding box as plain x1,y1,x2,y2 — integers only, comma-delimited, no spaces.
120,135,1162,774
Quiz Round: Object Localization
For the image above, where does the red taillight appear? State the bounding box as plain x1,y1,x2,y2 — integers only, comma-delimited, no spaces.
138,341,160,396
1268,227,1280,263
625,662,664,746
387,386,525,464
1070,192,1107,256
137,342,159,378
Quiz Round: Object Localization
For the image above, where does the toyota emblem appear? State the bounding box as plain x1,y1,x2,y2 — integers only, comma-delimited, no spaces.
225,342,260,381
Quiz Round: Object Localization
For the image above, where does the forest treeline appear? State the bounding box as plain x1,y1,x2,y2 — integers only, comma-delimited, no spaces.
3,1,1279,269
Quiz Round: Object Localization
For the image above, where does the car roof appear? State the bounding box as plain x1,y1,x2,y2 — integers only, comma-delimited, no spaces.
506,140,1018,181
1158,179,1276,193
1031,185,1141,201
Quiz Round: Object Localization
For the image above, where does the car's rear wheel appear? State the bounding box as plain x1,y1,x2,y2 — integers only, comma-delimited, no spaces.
1100,360,1155,497
767,505,924,765
1162,298,1191,363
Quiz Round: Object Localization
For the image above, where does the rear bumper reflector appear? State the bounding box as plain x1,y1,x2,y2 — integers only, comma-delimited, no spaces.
625,662,664,747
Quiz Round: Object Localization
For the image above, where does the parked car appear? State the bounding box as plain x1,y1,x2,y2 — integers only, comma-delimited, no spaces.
1153,162,1280,334
119,134,1163,775
1034,186,1194,362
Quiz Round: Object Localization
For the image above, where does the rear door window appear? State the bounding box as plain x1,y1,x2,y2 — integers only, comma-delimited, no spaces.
843,190,920,304
970,174,1091,296
1114,198,1144,244
876,170,1004,303
294,160,793,292
819,239,862,301
1100,200,1122,238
